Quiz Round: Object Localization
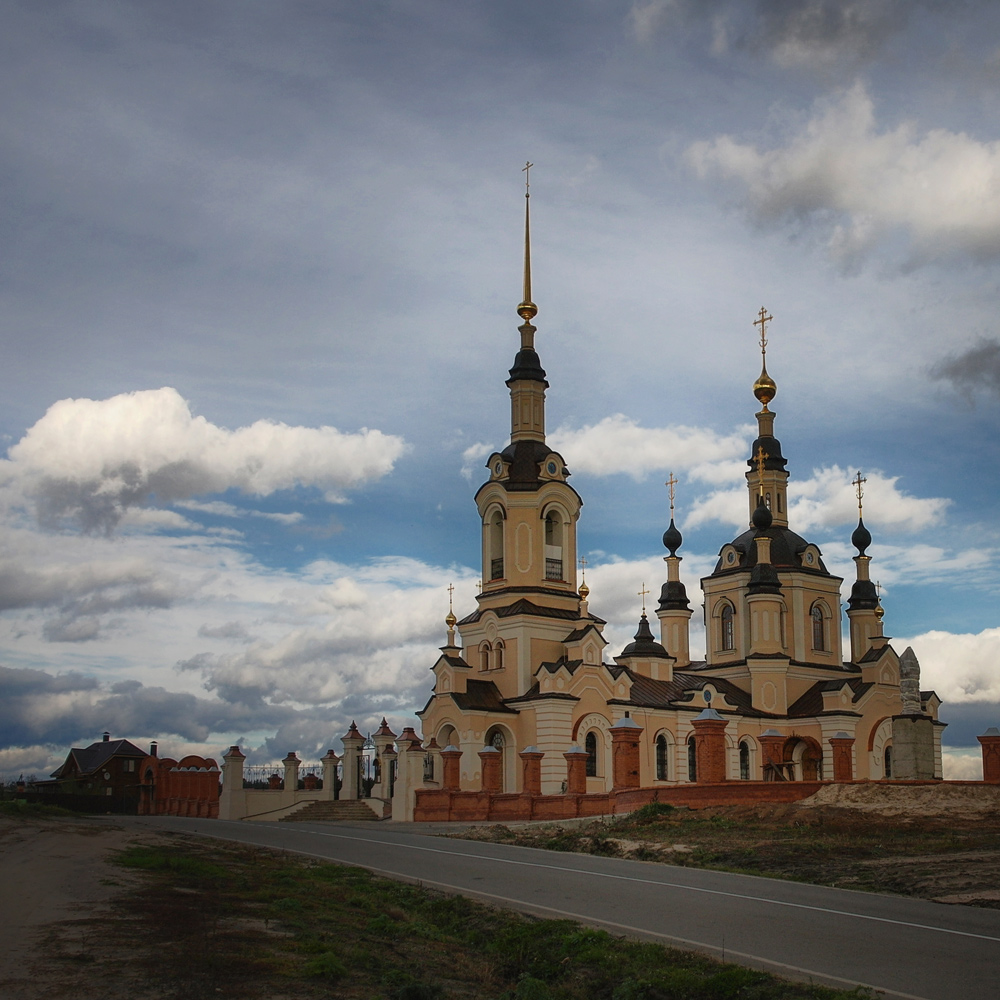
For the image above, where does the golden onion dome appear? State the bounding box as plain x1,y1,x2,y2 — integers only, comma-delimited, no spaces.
753,364,777,409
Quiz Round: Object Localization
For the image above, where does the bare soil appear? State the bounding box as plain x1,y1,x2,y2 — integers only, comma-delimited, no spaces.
452,784,1000,909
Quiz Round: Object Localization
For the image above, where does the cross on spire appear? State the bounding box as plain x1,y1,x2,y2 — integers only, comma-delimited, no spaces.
754,306,773,356
638,582,650,614
447,582,454,613
754,444,769,494
522,160,533,195
853,470,867,514
665,472,677,515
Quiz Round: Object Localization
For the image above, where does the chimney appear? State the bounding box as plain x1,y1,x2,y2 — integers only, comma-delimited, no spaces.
103,732,110,742
150,741,158,757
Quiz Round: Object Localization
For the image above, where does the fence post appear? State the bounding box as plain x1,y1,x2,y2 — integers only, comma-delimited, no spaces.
828,732,856,782
341,722,365,799
282,752,300,809
321,749,340,800
219,745,246,821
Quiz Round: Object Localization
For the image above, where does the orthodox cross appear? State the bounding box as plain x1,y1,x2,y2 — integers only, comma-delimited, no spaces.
447,582,454,615
665,472,677,516
754,445,769,502
638,582,650,614
476,579,483,595
579,554,588,585
522,160,533,196
754,306,773,357
853,470,867,515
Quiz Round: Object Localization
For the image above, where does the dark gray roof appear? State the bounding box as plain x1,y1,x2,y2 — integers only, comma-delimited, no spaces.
450,680,519,714
709,525,836,579
51,738,147,779
459,598,601,627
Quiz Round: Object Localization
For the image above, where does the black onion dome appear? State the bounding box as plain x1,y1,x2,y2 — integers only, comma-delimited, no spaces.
746,434,787,471
709,526,834,576
662,518,683,555
498,440,557,491
619,614,672,658
752,498,773,531
847,578,878,610
658,579,690,611
851,517,872,556
506,347,548,385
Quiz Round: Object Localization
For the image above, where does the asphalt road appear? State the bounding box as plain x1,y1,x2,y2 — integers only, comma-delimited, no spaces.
136,817,1000,1000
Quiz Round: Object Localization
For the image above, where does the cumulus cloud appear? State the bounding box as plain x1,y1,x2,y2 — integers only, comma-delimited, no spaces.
687,82,1000,267
900,627,1000,705
0,388,406,533
931,338,1000,400
549,415,748,479
682,464,948,535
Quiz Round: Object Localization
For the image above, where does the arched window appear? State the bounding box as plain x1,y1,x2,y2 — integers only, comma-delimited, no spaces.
479,642,491,671
777,494,783,513
656,734,670,781
544,511,563,581
585,732,598,777
494,639,504,669
811,605,825,651
739,741,750,781
489,510,504,580
720,604,735,651
884,744,893,779
765,491,772,510
687,735,697,782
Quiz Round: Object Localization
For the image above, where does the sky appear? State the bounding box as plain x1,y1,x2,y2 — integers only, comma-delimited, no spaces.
2,0,1000,781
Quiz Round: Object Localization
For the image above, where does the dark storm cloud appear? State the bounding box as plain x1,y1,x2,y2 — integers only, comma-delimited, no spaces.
0,559,180,643
938,700,1000,745
931,338,1000,400
0,664,297,750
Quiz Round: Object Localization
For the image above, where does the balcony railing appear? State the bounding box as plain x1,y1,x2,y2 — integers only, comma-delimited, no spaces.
545,558,563,581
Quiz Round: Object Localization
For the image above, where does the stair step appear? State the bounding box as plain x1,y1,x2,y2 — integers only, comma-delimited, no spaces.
280,799,382,822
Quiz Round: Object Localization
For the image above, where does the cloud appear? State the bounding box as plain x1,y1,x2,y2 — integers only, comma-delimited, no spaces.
687,82,1000,267
0,388,406,533
549,415,748,479
752,0,910,69
681,463,948,535
931,338,1000,400
175,499,304,524
630,1,913,67
899,627,1000,705
461,442,492,482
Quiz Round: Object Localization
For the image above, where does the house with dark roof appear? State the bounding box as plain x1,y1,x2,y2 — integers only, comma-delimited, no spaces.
31,732,149,812
416,195,943,795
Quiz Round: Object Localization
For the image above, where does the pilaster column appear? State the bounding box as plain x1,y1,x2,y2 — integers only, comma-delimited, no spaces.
979,727,1000,783
519,747,544,796
759,729,785,779
440,746,462,791
321,749,340,800
341,722,365,800
691,708,728,783
563,747,587,795
610,717,643,791
828,733,855,782
479,746,502,793
282,752,300,805
219,745,246,821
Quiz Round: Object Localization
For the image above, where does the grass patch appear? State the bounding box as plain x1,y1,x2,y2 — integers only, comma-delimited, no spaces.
0,799,77,819
103,834,874,1000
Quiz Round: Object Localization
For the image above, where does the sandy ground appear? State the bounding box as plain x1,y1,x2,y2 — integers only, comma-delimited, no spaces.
0,815,163,1000
801,781,1000,817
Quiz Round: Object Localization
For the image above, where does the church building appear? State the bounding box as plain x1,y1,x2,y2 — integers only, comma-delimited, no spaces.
417,186,943,795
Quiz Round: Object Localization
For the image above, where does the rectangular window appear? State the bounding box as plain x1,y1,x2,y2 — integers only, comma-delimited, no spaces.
124,759,136,772
491,557,504,581
104,787,113,796
545,558,562,580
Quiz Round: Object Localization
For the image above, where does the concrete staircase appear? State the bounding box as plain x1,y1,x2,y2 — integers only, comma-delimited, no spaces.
280,799,383,822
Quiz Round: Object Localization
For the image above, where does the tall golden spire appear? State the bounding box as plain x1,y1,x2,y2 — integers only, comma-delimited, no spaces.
517,162,537,340
752,306,776,410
